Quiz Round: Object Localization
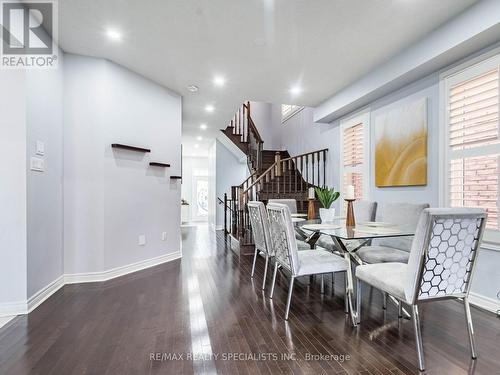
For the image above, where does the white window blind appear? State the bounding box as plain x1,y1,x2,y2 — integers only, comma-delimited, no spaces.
446,58,500,230
342,122,365,200
281,104,304,122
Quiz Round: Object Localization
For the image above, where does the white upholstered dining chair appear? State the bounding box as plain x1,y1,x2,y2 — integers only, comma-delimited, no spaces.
247,201,274,290
267,199,297,214
355,208,487,371
267,203,349,320
356,202,429,264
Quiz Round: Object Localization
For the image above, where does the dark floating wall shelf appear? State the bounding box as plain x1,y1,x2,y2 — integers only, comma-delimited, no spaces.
111,143,151,153
149,162,171,167
170,176,182,180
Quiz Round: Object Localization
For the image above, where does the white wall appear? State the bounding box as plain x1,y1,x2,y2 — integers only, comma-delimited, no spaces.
208,142,217,230
63,54,182,274
215,140,248,229
26,57,65,299
0,70,28,310
249,101,277,150
181,156,209,221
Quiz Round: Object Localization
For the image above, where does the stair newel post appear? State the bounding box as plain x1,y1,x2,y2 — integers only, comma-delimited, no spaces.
231,186,237,235
313,153,316,186
223,193,228,237
316,151,320,188
275,152,281,196
323,150,326,188
294,157,298,193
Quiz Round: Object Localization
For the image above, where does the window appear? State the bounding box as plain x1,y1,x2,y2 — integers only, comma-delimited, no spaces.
442,54,500,232
281,104,304,123
341,113,370,200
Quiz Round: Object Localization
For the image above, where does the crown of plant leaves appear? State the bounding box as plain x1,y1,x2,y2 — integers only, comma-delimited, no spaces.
314,187,340,209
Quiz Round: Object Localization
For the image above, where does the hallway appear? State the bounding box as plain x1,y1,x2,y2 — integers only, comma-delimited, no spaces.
0,226,499,374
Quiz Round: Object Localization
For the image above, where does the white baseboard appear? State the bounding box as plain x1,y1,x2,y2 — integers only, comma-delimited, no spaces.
27,275,65,314
469,292,500,314
65,251,182,284
0,251,182,318
0,301,27,318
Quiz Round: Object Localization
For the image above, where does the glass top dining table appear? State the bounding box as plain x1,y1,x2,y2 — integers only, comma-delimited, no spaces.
295,218,415,326
296,218,415,241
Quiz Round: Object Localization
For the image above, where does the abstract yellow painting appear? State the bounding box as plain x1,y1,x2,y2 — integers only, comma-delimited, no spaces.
375,98,427,187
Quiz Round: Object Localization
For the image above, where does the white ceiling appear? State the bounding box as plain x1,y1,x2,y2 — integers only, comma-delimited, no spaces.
58,0,477,156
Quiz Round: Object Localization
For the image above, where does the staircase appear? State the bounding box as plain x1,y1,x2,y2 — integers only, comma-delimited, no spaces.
220,102,328,252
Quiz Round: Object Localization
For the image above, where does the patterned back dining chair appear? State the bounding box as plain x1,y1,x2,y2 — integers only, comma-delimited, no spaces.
267,203,349,320
355,208,487,371
247,201,274,290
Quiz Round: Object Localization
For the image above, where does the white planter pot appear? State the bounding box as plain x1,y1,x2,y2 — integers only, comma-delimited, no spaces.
319,207,336,223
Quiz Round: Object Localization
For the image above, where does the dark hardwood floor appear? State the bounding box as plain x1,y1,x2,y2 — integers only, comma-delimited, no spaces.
1,226,499,375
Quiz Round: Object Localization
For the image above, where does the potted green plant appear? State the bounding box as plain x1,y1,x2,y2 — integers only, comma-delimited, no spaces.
314,187,340,222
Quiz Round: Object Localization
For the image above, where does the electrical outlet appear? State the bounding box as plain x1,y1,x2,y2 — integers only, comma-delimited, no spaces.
161,232,167,241
138,235,146,246
30,157,45,172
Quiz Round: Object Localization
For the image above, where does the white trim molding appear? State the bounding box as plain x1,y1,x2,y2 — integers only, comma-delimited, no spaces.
27,275,65,313
469,292,500,314
64,251,182,284
0,251,182,318
0,301,27,318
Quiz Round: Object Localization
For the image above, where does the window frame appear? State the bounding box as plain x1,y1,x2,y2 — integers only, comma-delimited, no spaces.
339,111,371,200
281,104,305,123
439,49,500,244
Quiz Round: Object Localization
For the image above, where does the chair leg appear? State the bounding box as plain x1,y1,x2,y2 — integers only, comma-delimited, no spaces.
382,292,387,310
251,248,258,278
331,272,335,286
398,301,403,318
344,274,349,314
412,305,425,371
285,277,295,320
261,254,270,291
269,262,279,299
356,279,361,324
464,296,478,359
320,274,324,294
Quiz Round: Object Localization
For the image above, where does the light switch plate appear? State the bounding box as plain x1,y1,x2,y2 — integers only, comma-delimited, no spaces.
138,235,146,246
30,157,45,172
161,232,167,241
35,140,45,156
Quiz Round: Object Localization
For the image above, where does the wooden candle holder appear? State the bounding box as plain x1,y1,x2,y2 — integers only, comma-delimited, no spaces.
307,199,316,220
345,198,356,227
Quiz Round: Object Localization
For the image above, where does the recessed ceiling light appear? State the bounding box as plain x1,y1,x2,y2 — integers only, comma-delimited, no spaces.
187,85,199,93
205,105,215,112
200,123,207,130
290,86,302,96
194,144,199,149
213,75,226,87
196,136,203,141
106,28,122,42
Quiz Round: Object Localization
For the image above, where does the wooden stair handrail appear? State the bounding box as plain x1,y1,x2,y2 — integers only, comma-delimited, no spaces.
239,171,258,189
242,148,328,195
